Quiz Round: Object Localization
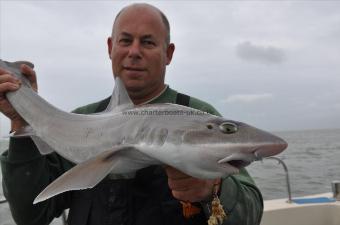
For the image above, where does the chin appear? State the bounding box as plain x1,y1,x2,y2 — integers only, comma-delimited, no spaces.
124,80,145,92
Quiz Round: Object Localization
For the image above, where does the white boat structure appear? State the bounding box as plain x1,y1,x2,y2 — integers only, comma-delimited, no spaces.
261,157,340,225
262,193,340,225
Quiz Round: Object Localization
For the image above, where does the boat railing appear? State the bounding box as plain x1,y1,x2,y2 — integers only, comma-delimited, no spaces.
264,156,292,203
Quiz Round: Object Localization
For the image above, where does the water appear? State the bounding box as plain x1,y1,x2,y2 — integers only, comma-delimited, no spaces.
247,129,340,200
0,129,340,224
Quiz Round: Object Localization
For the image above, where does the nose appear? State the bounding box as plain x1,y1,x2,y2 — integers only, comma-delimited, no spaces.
128,40,142,60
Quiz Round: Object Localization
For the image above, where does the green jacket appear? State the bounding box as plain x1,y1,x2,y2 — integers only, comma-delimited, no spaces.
1,86,263,225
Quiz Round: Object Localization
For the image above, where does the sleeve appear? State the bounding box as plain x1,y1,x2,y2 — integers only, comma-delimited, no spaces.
218,169,263,225
191,100,263,225
0,100,104,225
0,137,73,225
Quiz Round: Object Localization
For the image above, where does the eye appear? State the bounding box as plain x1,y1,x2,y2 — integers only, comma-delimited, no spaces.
142,40,156,47
119,38,132,46
219,122,238,134
206,123,214,129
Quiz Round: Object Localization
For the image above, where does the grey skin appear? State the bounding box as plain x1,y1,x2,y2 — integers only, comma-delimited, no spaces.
0,59,287,204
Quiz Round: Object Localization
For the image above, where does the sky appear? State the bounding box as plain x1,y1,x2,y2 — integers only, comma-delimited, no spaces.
0,0,340,137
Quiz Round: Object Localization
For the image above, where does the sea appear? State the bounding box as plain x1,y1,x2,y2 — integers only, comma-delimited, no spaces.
0,128,339,224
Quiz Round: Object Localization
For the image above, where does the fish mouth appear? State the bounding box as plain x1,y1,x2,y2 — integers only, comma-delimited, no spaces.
220,159,257,175
218,151,258,164
219,161,241,174
220,159,252,174
228,159,252,169
218,152,258,173
218,141,288,172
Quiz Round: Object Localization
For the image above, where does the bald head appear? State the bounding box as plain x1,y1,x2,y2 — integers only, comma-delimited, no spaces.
112,3,171,46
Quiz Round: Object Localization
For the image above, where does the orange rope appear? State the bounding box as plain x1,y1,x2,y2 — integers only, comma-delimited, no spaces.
180,201,202,218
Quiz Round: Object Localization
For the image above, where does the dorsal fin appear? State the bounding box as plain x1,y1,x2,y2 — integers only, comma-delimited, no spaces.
104,77,134,112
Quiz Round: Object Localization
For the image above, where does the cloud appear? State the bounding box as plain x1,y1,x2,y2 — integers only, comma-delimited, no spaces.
1,1,340,135
221,93,274,104
236,41,286,64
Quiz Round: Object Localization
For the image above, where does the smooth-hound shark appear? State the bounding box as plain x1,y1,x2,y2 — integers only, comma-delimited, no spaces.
0,60,287,204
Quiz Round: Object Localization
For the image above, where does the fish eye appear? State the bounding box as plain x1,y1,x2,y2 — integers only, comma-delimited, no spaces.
206,123,214,129
219,122,238,134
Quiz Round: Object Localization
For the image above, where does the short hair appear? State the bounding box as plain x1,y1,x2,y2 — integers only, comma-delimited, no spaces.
112,4,171,46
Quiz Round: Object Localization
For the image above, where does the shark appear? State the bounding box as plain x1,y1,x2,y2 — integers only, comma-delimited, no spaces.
0,59,287,204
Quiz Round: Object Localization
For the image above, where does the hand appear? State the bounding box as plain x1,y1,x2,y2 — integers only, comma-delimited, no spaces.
165,166,221,202
0,63,37,131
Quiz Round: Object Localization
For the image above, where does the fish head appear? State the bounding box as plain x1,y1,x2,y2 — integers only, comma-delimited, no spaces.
182,116,288,174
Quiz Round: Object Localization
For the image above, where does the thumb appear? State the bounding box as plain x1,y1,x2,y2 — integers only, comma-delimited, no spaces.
20,64,38,91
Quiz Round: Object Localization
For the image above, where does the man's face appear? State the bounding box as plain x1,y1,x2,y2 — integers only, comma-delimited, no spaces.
108,7,175,102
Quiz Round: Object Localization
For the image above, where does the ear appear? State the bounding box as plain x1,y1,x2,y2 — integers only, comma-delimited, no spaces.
166,43,175,65
107,37,113,59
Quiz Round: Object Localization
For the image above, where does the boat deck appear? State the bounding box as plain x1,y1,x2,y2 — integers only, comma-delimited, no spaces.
261,193,340,225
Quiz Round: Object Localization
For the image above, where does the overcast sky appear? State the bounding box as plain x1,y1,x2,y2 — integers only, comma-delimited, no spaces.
1,0,340,137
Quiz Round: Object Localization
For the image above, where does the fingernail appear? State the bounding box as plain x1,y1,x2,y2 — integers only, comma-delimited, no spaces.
12,84,19,89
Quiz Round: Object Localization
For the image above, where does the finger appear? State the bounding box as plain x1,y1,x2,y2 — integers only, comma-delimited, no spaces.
165,166,190,179
0,82,20,94
0,74,21,85
20,64,37,82
0,74,22,95
0,67,12,75
172,187,211,202
20,64,38,90
171,178,220,202
168,177,204,191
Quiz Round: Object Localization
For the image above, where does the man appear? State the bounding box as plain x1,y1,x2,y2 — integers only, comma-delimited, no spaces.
0,3,263,225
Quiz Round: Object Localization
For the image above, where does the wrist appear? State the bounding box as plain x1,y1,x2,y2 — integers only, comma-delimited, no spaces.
201,179,222,204
11,119,27,132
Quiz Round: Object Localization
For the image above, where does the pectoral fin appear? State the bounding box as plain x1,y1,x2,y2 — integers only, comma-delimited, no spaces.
33,146,135,204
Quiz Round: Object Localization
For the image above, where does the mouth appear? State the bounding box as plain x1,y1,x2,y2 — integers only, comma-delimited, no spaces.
218,141,288,172
220,159,252,174
123,66,146,72
228,159,252,169
219,161,245,174
218,151,259,173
